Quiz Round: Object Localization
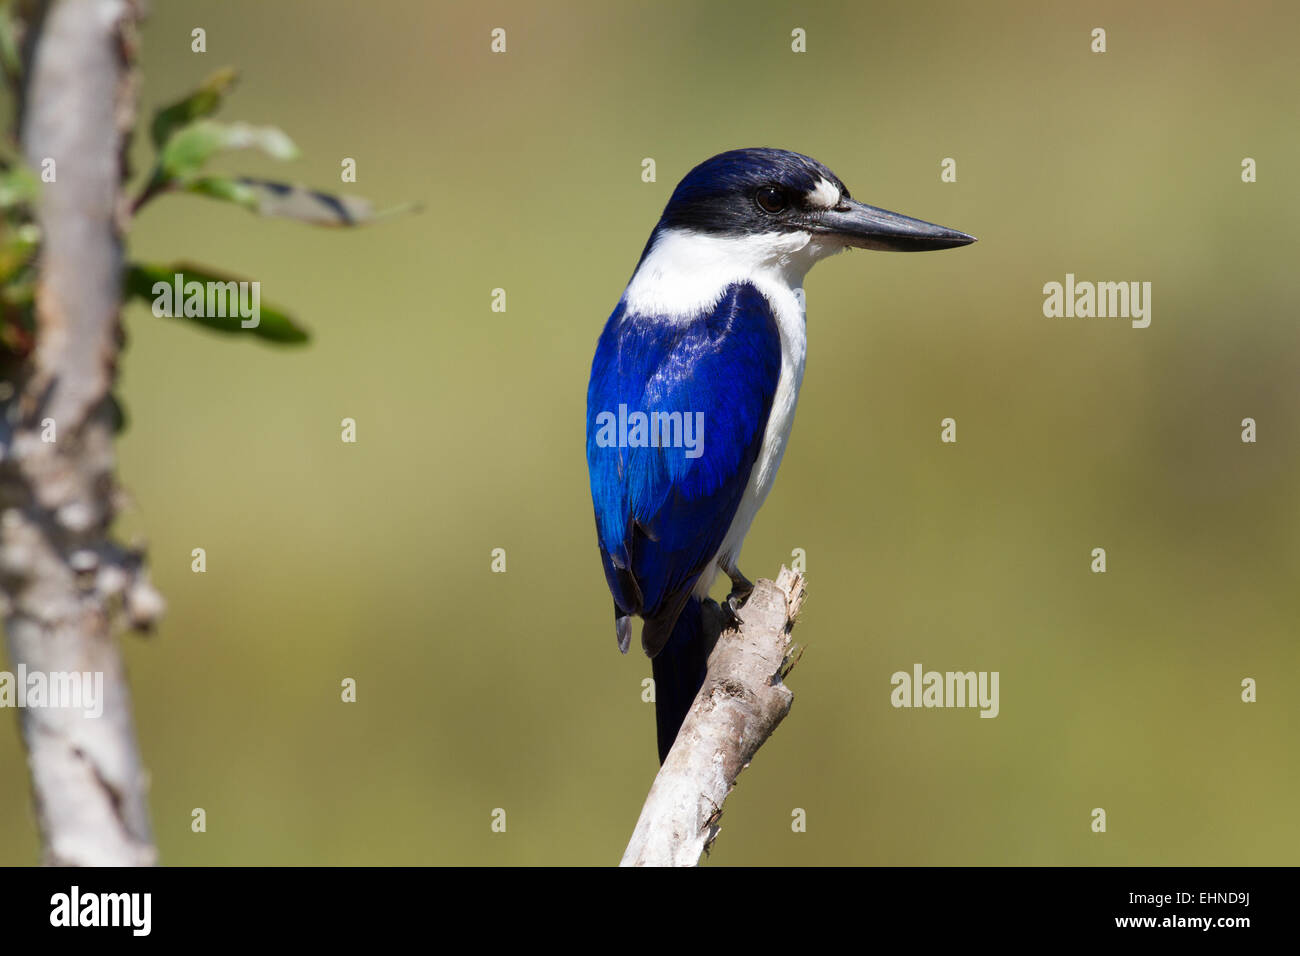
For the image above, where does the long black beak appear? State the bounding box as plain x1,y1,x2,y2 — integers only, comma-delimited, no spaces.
817,198,976,251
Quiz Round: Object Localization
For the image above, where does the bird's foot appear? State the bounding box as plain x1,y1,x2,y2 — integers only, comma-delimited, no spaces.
723,571,754,628
721,598,743,631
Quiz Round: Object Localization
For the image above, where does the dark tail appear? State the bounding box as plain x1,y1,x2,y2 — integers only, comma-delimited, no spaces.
650,596,710,763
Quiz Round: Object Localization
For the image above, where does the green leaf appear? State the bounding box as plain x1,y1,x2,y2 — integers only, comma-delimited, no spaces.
150,67,240,149
0,276,34,307
185,176,416,227
184,176,260,211
0,163,39,209
158,120,299,183
0,222,39,284
124,262,310,345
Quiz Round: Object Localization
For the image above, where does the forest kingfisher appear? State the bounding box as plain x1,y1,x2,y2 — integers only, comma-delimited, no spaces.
586,148,975,762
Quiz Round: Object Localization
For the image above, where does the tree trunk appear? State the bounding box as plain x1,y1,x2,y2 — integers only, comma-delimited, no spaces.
0,0,160,867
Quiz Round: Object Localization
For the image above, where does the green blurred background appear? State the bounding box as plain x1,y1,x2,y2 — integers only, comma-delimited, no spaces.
3,0,1298,865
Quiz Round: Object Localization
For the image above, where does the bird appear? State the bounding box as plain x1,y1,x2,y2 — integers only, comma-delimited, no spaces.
586,147,975,763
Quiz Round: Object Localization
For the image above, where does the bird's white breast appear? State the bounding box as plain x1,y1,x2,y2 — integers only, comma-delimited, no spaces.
708,274,805,593
622,227,842,597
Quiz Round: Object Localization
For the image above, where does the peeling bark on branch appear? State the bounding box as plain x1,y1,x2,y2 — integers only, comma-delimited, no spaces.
0,0,160,866
621,567,805,867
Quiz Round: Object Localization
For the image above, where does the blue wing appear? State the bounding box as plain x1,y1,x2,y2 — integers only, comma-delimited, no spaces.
586,281,783,656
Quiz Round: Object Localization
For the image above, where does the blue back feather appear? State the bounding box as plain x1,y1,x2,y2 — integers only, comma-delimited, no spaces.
586,282,782,626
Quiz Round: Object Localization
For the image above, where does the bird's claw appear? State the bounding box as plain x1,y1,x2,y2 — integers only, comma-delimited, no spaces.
723,577,754,628
721,597,744,631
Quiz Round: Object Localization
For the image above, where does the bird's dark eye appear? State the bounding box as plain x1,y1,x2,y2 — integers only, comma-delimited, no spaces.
755,186,786,214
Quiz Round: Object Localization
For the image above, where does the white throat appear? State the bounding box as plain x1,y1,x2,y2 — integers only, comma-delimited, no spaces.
623,227,844,318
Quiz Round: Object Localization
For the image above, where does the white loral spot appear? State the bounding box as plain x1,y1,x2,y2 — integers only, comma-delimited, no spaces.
806,177,841,209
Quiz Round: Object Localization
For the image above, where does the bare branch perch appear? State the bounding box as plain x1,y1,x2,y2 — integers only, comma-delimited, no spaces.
621,567,805,867
0,0,159,866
